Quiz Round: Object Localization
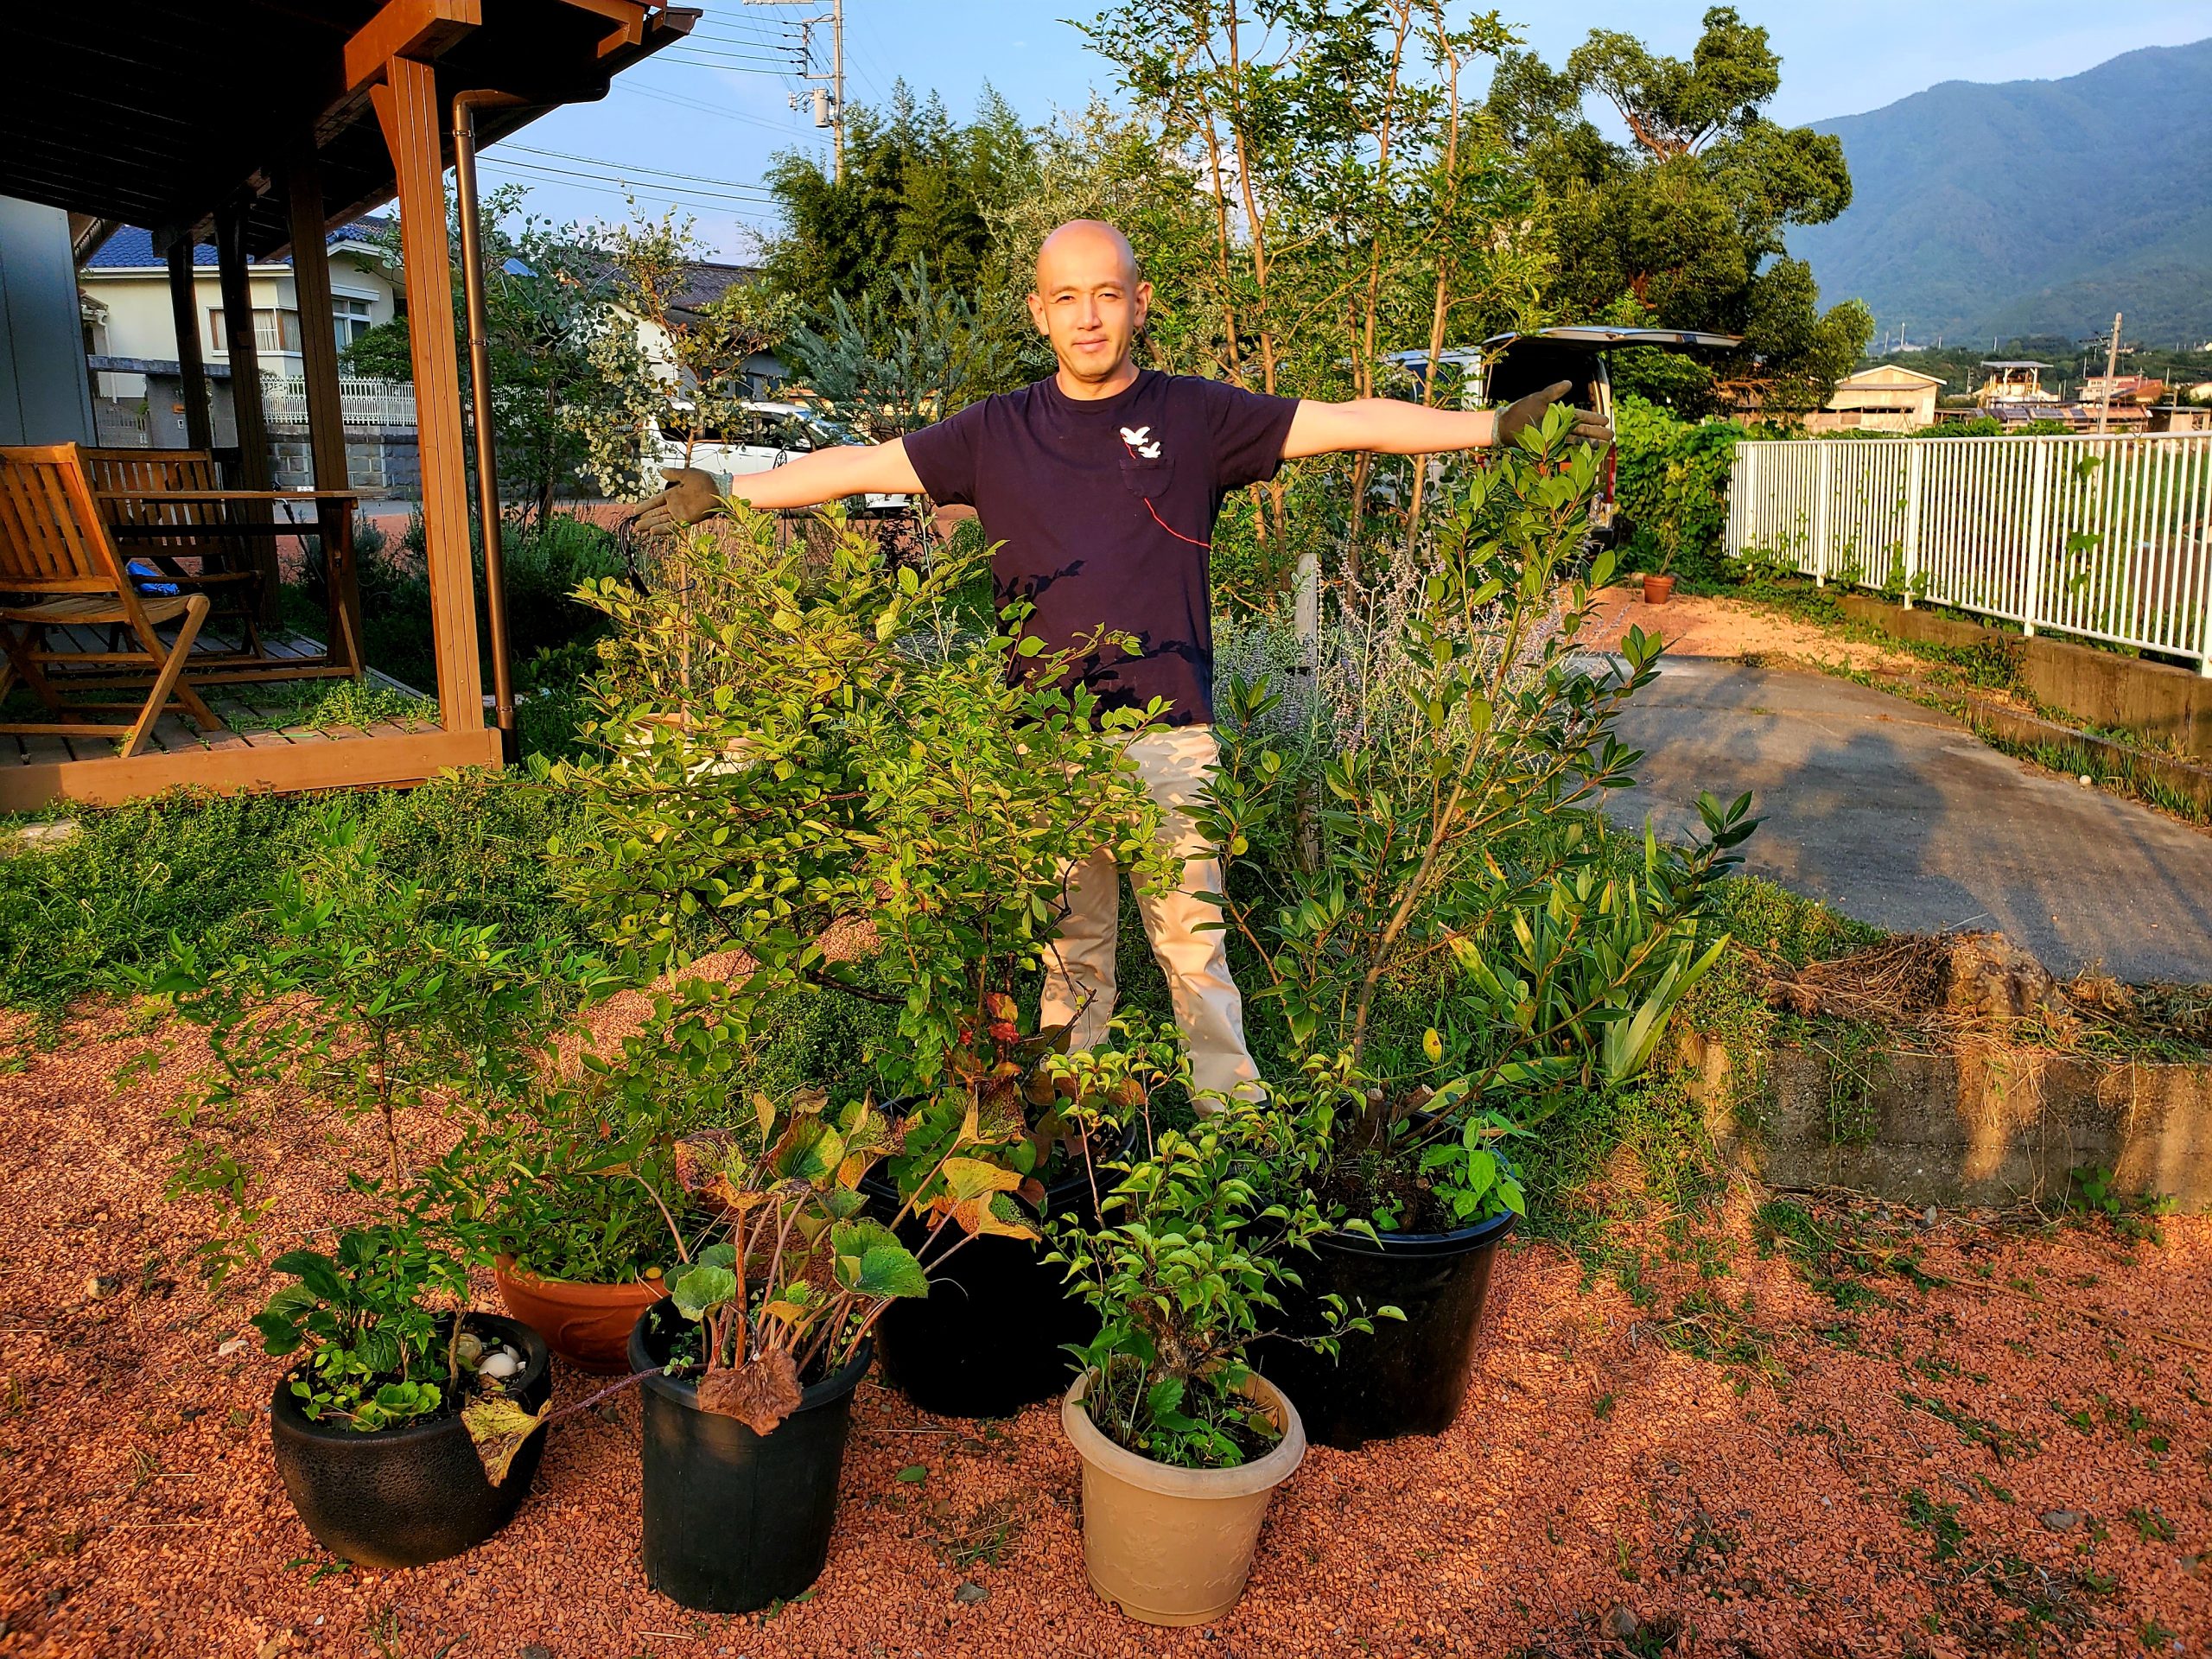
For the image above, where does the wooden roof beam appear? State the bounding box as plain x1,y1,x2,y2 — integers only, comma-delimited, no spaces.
555,0,651,57
344,0,484,92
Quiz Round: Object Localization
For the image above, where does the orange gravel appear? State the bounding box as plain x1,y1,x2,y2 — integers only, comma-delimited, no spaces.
4,1003,2209,1657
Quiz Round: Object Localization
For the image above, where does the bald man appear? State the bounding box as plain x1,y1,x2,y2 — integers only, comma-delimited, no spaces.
632,219,1609,1100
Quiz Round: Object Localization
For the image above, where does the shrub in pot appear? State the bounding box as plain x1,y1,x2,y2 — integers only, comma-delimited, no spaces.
1198,414,1759,1446
1044,1040,1375,1627
259,1223,550,1568
155,805,607,1555
558,509,1173,1415
464,1082,998,1613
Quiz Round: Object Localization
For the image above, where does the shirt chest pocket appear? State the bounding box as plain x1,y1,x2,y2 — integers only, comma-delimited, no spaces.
1117,448,1176,501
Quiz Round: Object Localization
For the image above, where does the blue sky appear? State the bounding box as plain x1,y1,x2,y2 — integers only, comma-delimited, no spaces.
480,2,2212,257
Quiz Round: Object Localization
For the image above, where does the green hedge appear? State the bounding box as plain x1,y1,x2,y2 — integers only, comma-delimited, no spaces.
1611,394,1744,582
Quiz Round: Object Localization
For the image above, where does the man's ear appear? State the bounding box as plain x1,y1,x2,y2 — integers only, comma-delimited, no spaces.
1025,290,1050,337
1134,278,1153,330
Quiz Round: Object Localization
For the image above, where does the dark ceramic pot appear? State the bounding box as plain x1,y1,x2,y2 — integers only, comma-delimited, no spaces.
631,1299,869,1613
1253,1210,1516,1450
268,1313,550,1569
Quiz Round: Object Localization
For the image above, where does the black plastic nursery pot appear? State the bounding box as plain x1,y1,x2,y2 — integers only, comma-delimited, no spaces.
857,1126,1128,1420
631,1300,870,1614
1253,1210,1516,1451
268,1313,551,1570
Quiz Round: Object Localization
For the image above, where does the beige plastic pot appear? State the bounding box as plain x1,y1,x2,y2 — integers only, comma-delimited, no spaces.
1061,1370,1306,1627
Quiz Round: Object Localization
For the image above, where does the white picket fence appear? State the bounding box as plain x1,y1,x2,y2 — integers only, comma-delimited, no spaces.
262,374,417,429
1725,433,2212,675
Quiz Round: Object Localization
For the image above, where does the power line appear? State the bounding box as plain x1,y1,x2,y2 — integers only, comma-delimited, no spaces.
614,79,807,137
476,158,777,213
501,143,779,199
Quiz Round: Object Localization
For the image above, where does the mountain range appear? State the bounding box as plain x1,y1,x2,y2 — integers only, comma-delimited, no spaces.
1789,38,2212,348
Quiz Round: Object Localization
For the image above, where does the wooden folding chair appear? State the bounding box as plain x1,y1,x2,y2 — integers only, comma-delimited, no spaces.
82,446,266,658
0,443,223,759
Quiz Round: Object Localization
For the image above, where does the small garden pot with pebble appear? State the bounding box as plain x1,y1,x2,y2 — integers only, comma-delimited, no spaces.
260,1234,551,1570
493,1255,664,1374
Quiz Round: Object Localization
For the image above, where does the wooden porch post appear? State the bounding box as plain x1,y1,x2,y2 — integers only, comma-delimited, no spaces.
163,237,213,451
213,198,283,626
372,54,485,733
283,143,365,676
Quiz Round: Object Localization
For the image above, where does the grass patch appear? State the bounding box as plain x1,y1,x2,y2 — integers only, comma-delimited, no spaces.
0,772,585,1029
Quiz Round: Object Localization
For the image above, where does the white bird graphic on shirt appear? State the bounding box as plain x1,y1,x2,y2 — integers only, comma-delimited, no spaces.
1120,424,1163,459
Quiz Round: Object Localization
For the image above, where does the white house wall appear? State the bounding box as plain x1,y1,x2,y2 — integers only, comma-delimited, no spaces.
81,248,397,398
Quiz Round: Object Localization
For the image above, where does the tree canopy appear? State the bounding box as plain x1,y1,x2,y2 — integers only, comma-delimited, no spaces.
1486,5,1870,411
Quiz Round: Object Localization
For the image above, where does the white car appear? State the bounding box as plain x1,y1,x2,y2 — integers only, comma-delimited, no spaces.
653,400,912,514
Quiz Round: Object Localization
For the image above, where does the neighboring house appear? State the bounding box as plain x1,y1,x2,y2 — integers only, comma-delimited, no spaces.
2079,374,2167,407
79,219,398,402
1805,364,1944,433
1972,360,2051,405
627,257,784,398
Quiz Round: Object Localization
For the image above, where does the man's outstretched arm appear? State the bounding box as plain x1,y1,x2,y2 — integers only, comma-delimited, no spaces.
1281,378,1609,460
633,437,928,531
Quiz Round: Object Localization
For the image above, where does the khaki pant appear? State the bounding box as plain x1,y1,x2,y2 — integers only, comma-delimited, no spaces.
1039,724,1262,1102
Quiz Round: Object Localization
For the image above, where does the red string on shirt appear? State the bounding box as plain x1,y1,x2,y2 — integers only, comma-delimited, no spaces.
1142,495,1211,550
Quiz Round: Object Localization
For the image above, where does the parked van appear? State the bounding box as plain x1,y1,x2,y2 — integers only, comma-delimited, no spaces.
654,400,912,514
1383,327,1738,543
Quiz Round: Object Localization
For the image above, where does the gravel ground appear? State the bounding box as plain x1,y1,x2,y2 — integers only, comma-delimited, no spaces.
4,1004,2209,1658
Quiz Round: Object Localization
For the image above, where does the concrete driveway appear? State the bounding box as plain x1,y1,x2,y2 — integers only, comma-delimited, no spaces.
1601,655,2212,984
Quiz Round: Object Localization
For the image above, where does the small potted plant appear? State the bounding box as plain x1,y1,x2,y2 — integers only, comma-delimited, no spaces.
465,1063,1007,1614
477,1068,691,1373
261,1221,551,1568
1045,1043,1369,1628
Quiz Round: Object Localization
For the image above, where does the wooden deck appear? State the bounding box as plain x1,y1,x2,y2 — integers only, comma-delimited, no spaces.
1,623,499,810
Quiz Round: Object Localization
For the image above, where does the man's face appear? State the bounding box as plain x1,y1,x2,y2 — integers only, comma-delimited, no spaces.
1027,224,1152,386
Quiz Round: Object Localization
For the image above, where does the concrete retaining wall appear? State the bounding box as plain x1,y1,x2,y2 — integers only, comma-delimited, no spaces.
268,425,419,498
1686,1030,2212,1211
1838,591,2212,759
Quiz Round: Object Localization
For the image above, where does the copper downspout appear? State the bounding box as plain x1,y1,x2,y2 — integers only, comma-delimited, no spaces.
452,90,526,764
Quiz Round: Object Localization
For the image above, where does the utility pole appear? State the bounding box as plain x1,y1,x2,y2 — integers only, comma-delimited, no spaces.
2097,310,2123,434
747,0,844,183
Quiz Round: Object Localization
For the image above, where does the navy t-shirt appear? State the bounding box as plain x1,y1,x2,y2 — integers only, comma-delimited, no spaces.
903,369,1300,726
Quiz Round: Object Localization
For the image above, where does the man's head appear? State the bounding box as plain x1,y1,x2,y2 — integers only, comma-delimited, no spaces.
1027,219,1150,390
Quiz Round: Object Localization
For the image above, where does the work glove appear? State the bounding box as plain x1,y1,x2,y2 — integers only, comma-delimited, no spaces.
629,467,725,535
1497,379,1612,449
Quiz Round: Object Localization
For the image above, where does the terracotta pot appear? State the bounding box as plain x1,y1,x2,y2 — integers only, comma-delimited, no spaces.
1642,573,1676,605
493,1255,664,1374
1062,1369,1306,1627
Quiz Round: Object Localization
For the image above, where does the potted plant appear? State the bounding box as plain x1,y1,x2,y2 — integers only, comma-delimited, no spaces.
474,1066,692,1373
1198,414,1758,1447
1044,1040,1368,1628
156,805,605,1560
464,1073,1001,1613
559,507,1173,1417
260,1221,551,1569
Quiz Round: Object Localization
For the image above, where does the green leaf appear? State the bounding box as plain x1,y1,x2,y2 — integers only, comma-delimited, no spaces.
671,1263,737,1321
895,1464,928,1484
828,1218,931,1300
